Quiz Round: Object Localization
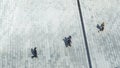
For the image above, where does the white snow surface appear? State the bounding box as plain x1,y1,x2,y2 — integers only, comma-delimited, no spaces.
80,0,120,68
0,0,88,68
0,0,120,68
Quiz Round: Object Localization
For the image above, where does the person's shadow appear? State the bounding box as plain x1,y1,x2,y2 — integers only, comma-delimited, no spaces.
63,37,68,47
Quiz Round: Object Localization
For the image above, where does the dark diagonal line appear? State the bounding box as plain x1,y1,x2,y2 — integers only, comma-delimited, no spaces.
77,0,92,68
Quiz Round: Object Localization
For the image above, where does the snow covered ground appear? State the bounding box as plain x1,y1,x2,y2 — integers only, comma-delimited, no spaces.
0,0,88,68
80,0,120,68
0,0,120,68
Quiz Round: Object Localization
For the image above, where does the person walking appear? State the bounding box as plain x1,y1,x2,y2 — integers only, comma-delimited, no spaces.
31,47,38,58
98,22,105,32
63,36,72,47
100,22,104,31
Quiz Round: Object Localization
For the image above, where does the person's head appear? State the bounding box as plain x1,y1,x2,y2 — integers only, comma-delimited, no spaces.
102,22,104,26
34,47,37,50
68,36,71,39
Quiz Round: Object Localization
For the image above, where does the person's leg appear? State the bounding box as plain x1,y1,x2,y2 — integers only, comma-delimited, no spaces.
34,55,38,58
68,43,71,47
100,27,104,31
31,56,34,58
65,44,68,47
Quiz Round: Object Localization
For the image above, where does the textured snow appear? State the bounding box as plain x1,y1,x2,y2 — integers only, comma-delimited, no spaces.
80,0,120,68
0,0,88,68
0,0,120,68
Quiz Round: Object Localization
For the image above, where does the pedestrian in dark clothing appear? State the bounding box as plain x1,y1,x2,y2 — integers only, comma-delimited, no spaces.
67,36,72,47
97,22,105,32
100,26,104,31
63,36,72,47
100,22,104,31
63,37,69,47
31,47,38,58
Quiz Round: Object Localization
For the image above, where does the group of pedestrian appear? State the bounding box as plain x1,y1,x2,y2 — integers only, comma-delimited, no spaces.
31,22,105,58
31,35,72,58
